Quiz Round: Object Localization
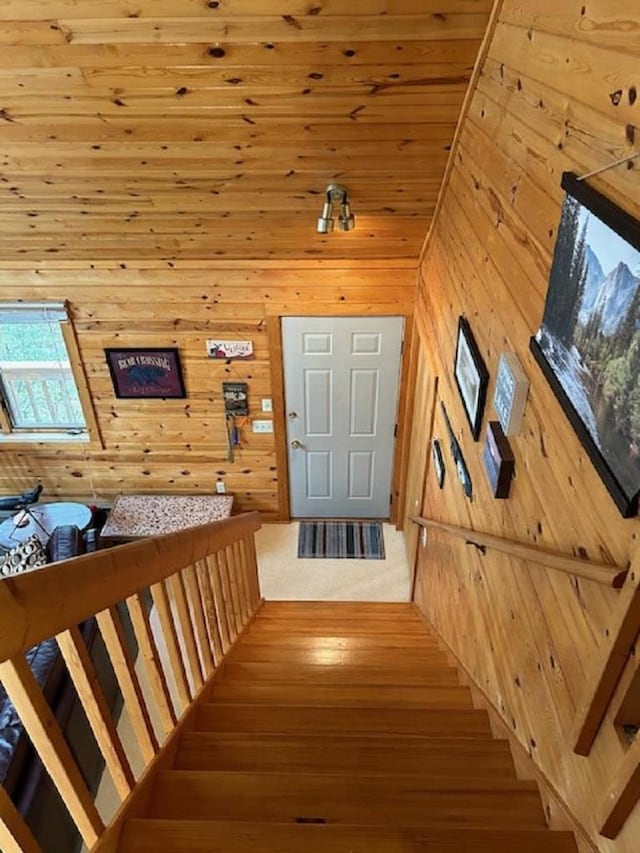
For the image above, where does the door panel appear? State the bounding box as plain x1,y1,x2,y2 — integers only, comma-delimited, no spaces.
283,316,403,518
350,370,379,436
305,370,332,435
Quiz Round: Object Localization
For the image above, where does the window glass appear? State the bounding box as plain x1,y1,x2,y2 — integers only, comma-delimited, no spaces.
0,304,86,431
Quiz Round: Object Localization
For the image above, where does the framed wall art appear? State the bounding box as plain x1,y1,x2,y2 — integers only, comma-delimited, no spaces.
530,172,640,517
432,439,445,489
493,352,529,436
105,348,186,399
482,421,515,499
454,316,489,441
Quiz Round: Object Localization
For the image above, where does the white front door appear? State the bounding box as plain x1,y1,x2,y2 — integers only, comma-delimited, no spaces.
282,316,404,518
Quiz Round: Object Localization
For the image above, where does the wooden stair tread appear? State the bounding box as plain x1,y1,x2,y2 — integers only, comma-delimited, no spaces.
175,732,517,776
148,770,545,827
195,703,493,737
237,634,441,649
258,601,420,616
245,618,433,635
224,645,448,666
207,681,473,708
217,661,460,685
120,820,578,853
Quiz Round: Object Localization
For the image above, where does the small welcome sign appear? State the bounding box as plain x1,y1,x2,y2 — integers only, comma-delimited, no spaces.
105,348,186,398
206,340,254,360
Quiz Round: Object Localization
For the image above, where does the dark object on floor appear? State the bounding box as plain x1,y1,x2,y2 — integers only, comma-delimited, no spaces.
298,520,385,559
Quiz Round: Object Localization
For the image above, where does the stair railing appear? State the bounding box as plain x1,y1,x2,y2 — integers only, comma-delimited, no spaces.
0,511,262,852
409,516,627,589
412,515,640,839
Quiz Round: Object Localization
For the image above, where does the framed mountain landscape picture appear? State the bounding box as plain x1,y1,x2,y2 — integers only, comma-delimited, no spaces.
530,172,640,517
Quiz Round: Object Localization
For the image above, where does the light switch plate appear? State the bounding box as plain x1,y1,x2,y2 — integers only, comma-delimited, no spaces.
261,398,273,412
252,420,274,433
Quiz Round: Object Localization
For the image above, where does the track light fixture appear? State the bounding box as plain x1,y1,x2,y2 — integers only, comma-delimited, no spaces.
316,183,355,233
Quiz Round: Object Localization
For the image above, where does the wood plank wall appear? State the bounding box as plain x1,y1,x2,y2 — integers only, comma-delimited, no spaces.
412,1,640,850
0,261,415,517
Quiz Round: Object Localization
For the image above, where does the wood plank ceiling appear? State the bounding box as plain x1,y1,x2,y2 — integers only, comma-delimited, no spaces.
0,1,492,262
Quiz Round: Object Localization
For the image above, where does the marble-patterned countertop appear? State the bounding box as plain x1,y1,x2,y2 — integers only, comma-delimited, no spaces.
101,494,234,539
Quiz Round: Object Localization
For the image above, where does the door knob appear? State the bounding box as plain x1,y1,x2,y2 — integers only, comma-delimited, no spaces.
290,440,304,450
288,411,299,419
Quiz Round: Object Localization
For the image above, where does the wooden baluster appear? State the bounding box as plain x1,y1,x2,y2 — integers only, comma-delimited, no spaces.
96,605,158,764
56,625,135,799
234,539,251,623
150,581,192,711
0,785,40,853
600,734,640,837
0,656,104,848
195,559,223,665
182,564,214,677
239,536,259,613
224,544,244,635
244,533,261,611
166,573,204,693
126,592,177,737
216,547,238,641
206,553,231,653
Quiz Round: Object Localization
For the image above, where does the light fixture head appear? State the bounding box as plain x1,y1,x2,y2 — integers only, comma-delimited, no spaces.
316,215,334,234
316,183,355,233
338,199,355,231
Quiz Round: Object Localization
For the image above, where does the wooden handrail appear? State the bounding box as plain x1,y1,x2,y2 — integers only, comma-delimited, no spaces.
410,516,628,589
0,510,263,851
0,511,261,663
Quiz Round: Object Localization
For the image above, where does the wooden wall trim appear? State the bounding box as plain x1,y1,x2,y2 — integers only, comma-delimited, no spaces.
391,315,415,528
418,0,505,262
0,260,419,272
61,319,104,450
266,315,290,522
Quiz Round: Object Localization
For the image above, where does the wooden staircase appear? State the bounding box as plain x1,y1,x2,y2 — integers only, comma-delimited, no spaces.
118,601,578,852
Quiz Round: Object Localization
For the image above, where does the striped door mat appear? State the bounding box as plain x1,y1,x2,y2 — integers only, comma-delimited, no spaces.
297,521,385,560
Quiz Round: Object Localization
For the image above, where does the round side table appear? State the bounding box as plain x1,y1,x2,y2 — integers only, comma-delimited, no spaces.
0,502,92,549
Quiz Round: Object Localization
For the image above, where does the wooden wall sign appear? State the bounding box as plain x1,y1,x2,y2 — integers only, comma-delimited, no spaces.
482,421,515,499
222,382,249,417
493,352,529,436
207,340,253,359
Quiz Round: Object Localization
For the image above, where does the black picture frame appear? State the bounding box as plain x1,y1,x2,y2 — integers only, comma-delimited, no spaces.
530,172,640,518
105,348,186,399
454,316,489,441
432,439,445,489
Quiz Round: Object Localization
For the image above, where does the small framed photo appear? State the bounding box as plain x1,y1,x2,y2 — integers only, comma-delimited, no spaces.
454,316,489,440
432,439,445,489
105,348,186,399
482,421,515,499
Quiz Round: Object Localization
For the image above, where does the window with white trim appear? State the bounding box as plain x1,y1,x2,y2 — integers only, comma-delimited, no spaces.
0,303,87,436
